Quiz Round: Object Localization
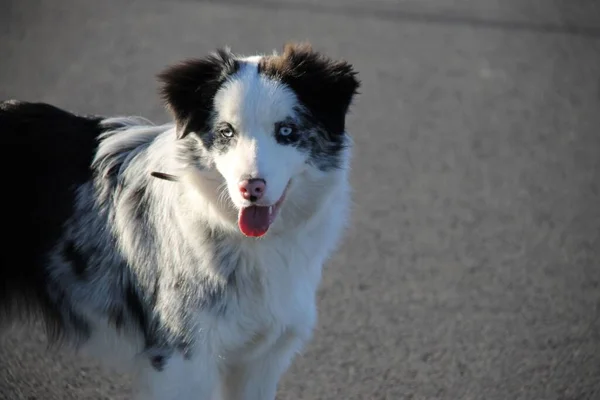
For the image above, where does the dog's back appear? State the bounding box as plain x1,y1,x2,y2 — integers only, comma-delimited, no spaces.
0,100,103,333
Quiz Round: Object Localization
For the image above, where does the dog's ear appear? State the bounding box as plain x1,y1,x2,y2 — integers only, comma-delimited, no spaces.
158,49,239,139
259,42,360,136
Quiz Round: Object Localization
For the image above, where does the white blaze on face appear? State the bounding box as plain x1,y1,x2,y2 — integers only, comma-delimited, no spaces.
211,60,308,236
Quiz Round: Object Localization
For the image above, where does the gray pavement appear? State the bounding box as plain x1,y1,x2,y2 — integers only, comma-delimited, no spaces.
1,0,600,399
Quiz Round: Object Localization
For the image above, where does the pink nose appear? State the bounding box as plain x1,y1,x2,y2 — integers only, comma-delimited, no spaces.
238,178,266,201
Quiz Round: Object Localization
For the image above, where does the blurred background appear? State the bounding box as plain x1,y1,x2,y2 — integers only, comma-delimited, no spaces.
1,0,599,399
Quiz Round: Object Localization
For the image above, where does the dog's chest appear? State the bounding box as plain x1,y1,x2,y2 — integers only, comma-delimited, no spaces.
208,241,321,360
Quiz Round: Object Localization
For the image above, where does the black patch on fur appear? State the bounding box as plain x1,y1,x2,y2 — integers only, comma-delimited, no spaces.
0,100,103,343
157,49,240,140
44,277,92,344
297,109,348,171
108,305,125,330
203,276,230,313
303,135,347,171
274,110,348,171
151,355,166,371
125,282,154,345
63,240,88,278
128,185,148,224
144,346,174,371
258,43,360,137
105,281,151,337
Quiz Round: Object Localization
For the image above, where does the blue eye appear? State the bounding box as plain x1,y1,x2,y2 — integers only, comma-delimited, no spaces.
279,126,294,137
274,122,300,144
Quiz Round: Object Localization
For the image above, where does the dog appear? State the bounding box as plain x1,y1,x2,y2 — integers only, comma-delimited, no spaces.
1,42,359,400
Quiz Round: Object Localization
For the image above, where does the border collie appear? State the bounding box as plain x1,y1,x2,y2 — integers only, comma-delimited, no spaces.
1,42,359,400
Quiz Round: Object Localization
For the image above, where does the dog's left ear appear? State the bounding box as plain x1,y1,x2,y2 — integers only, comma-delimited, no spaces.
259,43,360,136
158,49,239,139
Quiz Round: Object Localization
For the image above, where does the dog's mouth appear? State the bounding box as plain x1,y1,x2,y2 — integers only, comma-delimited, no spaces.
237,183,289,238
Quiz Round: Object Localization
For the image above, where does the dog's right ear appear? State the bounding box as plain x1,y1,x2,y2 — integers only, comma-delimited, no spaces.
157,49,239,139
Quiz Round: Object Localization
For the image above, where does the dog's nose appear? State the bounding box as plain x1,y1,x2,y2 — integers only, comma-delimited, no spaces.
238,178,266,201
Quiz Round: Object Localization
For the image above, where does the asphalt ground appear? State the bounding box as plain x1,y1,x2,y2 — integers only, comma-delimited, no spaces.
1,0,599,399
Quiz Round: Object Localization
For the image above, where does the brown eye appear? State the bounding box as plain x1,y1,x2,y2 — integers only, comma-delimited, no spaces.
218,124,234,138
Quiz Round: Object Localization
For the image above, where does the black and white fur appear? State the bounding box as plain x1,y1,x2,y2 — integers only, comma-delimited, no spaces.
1,43,359,400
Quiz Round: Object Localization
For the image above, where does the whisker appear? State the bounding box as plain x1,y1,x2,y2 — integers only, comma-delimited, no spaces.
216,182,231,208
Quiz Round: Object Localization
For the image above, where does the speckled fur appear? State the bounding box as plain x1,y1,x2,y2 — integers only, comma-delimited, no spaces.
0,43,359,400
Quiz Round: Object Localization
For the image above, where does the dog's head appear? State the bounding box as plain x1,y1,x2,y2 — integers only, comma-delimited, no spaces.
158,43,359,237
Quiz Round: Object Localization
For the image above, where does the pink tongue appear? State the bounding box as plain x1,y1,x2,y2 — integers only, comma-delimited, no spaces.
238,206,271,237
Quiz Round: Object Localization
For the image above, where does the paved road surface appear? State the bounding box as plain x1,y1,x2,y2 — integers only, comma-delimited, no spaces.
1,1,599,399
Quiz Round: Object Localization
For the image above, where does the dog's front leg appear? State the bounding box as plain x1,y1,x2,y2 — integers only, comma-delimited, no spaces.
131,353,219,400
220,331,304,400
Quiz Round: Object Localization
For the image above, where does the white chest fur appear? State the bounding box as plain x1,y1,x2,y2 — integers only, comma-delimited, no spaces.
205,194,348,366
202,233,325,365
